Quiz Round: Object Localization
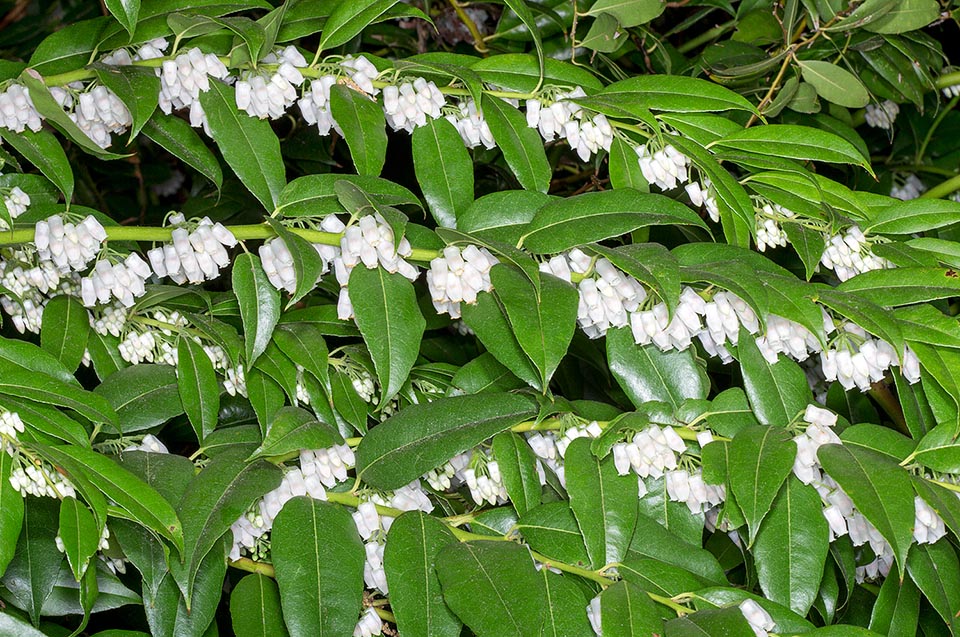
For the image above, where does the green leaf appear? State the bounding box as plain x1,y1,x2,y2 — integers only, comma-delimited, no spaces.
492,431,541,515
274,174,421,217
177,337,220,444
868,200,960,238
736,328,810,426
93,64,158,140
412,117,474,228
264,219,325,307
472,54,602,94
230,574,290,637
384,511,462,637
600,580,665,637
840,424,915,463
142,114,223,190
0,613,48,637
462,289,542,390
58,496,100,582
566,437,639,568
711,125,871,173
838,268,960,306
667,606,767,636
40,444,183,553
580,13,626,53
906,539,960,631
355,393,536,490
540,568,595,637
0,450,23,575
816,289,903,352
94,364,182,434
481,94,551,193
782,223,826,280
174,448,281,602
869,570,920,636
626,514,727,584
449,352,524,395
913,422,960,473
608,136,649,192
597,75,758,114
143,538,227,637
490,265,578,390
350,266,426,407
249,406,341,460
329,85,388,176
583,243,680,317
0,357,116,426
607,327,708,409
753,477,829,615
234,253,281,366
273,323,329,389
0,497,61,625
199,80,285,209
317,0,401,50
40,295,89,372
213,16,266,63
586,0,665,26
105,0,140,35
520,189,709,253
437,541,546,637
818,444,915,575
798,60,870,108
273,497,365,637
728,425,797,545
516,502,591,566
865,0,939,33
28,17,108,75
0,128,73,202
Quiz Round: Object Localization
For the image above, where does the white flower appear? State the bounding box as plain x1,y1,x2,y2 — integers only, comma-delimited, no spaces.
9,461,76,499
890,173,926,201
299,75,342,135
354,607,383,637
864,100,899,130
0,83,43,133
147,216,236,284
81,252,152,308
630,287,704,352
2,186,30,222
636,143,690,191
739,599,774,637
236,46,306,120
914,496,947,545
427,245,498,318
612,424,686,480
445,99,495,148
341,55,380,96
587,595,602,636
819,225,893,282
383,77,445,133
35,214,106,273
123,434,169,454
158,47,231,132
363,540,388,593
300,444,356,488
0,410,25,440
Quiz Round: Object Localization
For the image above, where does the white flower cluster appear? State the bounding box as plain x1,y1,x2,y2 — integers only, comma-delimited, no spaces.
914,495,948,544
697,291,760,363
259,228,338,295
819,323,909,391
612,424,687,481
383,78,445,133
755,313,825,364
299,75,341,135
0,250,74,334
341,56,380,96
685,178,720,222
423,452,470,491
0,410,25,453
35,214,107,273
354,607,383,637
587,595,602,636
819,225,893,282
50,83,132,149
635,143,690,191
526,88,613,161
792,405,841,485
80,253,152,307
464,456,508,506
864,100,899,130
890,173,926,201
0,84,42,133
527,421,604,487
427,245,498,318
2,186,30,223
146,214,237,284
235,46,306,119
739,599,775,637
9,459,76,499
754,202,794,252
630,287,704,352
335,213,419,319
158,47,231,133
665,468,725,514
445,99,495,149
55,525,111,576
124,433,169,454
116,309,186,365
943,81,960,98
541,249,647,339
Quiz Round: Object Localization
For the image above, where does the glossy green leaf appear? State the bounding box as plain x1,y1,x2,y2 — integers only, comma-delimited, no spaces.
413,117,473,228
516,501,590,566
0,128,73,202
356,393,536,490
728,425,797,545
608,136,649,191
607,327,708,409
600,580,664,637
94,364,182,434
626,513,727,584
330,84,388,176
58,496,100,583
0,497,62,624
587,0,664,26
566,438,638,568
520,189,708,253
383,511,462,637
177,337,219,444
457,191,550,245
273,322,329,389
230,574,290,637
666,606,767,636
174,448,282,602
234,252,281,366
317,0,400,50
462,289,542,390
199,80,285,209
818,444,915,574
0,450,23,575
105,0,140,35
712,125,870,173
273,497,365,637
40,295,89,372
350,266,425,407
250,406,341,460
798,60,870,108
869,569,920,636
907,539,960,631
839,267,960,306
736,328,810,426
0,357,115,426
142,114,223,190
753,477,829,614
481,94,551,193
540,568,594,637
913,422,960,473
265,219,326,307
492,431,541,515
0,612,48,636
93,63,158,140
865,0,939,33
598,75,758,114
491,265,578,390
437,541,546,637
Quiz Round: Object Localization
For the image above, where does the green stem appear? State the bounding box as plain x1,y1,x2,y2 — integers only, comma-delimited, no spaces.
230,556,276,577
916,94,960,165
920,173,960,200
528,550,615,586
937,71,960,90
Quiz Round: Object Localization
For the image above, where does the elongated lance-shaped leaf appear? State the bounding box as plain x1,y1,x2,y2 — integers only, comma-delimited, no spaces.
481,94,551,193
1,497,62,625
0,128,73,201
317,0,401,51
233,253,281,366
58,497,99,582
272,497,365,637
384,512,462,637
142,114,223,190
329,85,388,176
599,580,664,637
230,574,290,637
607,327,709,410
491,431,541,515
40,295,89,372
906,539,960,631
355,393,537,490
0,449,23,575
728,425,797,545
735,327,810,426
177,336,219,444
94,364,182,434
412,117,473,228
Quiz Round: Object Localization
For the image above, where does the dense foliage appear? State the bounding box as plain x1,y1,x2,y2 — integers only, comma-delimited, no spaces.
2,0,960,635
